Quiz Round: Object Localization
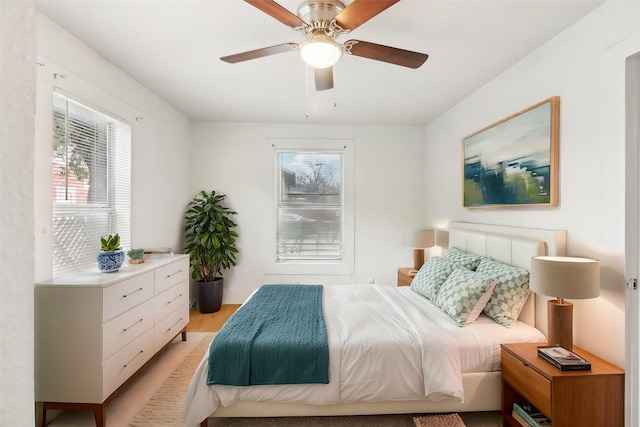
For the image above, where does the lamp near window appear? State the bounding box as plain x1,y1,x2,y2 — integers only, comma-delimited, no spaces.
530,256,600,351
403,229,435,272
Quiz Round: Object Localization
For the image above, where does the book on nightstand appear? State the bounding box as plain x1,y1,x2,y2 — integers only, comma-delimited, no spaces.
511,410,531,427
513,403,552,426
538,345,591,371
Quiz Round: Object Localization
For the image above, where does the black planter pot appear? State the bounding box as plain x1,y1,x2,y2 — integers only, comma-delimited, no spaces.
197,278,224,313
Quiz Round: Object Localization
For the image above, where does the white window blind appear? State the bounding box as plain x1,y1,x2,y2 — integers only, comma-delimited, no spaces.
52,90,131,277
277,151,342,262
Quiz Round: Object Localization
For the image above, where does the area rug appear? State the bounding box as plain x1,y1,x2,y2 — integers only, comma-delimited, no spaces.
413,413,466,427
130,332,215,426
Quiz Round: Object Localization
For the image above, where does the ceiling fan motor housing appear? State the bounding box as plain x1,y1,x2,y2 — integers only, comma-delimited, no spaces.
297,0,345,36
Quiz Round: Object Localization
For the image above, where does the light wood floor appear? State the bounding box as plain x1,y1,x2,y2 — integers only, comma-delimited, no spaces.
187,304,240,332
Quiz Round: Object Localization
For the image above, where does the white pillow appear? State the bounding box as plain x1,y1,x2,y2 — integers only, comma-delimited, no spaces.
435,267,497,326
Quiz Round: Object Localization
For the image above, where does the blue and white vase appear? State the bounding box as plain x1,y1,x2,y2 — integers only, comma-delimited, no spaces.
97,250,125,273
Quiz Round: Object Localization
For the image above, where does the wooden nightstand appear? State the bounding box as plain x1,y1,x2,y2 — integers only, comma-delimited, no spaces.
397,267,416,286
501,343,624,427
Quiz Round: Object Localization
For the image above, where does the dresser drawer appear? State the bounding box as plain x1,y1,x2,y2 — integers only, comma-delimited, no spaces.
155,302,189,350
155,257,189,294
502,349,551,416
102,327,154,399
155,281,189,321
102,298,154,360
102,272,154,322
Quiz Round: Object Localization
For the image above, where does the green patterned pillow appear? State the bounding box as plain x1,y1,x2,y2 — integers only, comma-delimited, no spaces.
476,257,530,327
444,247,482,271
435,267,497,326
410,257,458,301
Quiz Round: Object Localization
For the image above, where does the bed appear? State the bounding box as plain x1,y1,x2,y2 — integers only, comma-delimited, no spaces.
184,222,566,427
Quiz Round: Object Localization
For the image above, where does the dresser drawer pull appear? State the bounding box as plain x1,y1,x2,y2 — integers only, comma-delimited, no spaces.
167,317,184,332
123,350,144,368
165,269,182,279
168,293,183,304
123,318,144,332
123,287,143,298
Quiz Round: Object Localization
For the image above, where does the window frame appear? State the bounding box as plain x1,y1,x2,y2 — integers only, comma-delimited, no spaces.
264,138,354,275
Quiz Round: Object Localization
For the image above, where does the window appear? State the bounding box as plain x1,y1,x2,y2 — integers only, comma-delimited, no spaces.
52,90,131,276
266,139,354,275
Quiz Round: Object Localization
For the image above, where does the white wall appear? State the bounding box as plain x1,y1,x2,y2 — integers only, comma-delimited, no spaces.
34,13,193,282
424,0,640,367
191,122,426,303
0,2,36,425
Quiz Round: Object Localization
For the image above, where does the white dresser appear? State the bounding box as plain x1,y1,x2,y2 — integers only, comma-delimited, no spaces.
35,255,190,427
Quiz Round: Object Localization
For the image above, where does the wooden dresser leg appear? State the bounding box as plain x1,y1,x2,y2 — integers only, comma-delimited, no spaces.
92,403,106,427
40,403,48,427
182,328,188,341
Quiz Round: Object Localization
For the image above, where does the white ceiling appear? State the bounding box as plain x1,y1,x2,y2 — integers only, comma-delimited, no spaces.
35,0,604,126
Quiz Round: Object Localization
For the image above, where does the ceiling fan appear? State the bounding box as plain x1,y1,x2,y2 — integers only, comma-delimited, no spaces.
221,0,429,91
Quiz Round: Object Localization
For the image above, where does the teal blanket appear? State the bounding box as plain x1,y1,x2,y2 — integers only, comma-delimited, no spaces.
206,284,329,386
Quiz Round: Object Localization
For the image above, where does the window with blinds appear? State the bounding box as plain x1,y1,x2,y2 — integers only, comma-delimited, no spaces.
52,91,131,277
276,151,343,262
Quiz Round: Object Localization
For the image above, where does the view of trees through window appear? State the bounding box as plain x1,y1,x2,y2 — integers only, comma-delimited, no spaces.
277,152,342,262
52,92,131,276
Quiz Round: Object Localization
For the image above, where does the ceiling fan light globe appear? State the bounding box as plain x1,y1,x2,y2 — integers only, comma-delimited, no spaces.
299,36,343,69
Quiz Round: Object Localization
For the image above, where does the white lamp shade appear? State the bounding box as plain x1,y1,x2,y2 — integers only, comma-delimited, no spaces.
403,229,435,248
434,228,449,248
529,256,600,299
299,35,343,69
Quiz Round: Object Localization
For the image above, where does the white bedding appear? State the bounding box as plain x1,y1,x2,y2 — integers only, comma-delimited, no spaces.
183,285,545,427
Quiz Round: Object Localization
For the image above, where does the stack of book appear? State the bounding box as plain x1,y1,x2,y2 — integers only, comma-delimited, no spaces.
512,402,552,426
537,346,591,371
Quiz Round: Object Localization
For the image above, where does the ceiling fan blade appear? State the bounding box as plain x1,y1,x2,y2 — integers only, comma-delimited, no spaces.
345,40,428,69
221,43,298,63
333,0,400,32
314,67,334,91
245,0,307,29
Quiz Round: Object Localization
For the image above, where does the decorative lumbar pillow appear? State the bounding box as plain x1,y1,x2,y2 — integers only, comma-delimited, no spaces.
444,247,483,271
410,257,458,301
476,257,530,327
435,267,497,326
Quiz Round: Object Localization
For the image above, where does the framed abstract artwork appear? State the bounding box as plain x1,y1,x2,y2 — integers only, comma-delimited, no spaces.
462,96,559,207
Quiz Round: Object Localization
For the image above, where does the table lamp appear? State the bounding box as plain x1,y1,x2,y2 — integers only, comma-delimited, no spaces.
529,256,600,351
403,229,434,272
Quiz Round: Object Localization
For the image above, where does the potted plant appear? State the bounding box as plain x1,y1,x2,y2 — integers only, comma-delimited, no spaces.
97,233,125,273
184,190,239,313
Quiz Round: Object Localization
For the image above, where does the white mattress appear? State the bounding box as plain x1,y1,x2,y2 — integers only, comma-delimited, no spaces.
184,285,545,426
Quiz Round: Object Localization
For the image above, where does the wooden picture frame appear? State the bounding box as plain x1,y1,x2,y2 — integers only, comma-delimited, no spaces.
462,96,559,207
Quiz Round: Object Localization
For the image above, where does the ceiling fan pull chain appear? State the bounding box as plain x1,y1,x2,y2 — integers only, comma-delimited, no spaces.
305,64,310,118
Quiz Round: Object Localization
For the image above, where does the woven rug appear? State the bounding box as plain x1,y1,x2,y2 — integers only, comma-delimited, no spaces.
413,413,466,427
130,332,215,426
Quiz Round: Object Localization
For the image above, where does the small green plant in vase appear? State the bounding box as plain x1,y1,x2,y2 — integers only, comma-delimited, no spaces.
97,233,125,272
127,248,145,264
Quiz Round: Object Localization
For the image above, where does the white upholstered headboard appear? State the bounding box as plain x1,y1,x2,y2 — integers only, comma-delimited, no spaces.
447,222,567,331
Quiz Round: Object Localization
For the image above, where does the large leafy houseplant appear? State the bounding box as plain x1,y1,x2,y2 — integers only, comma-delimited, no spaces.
184,190,239,282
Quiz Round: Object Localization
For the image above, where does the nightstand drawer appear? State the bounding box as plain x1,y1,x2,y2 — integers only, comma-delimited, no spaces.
502,349,551,416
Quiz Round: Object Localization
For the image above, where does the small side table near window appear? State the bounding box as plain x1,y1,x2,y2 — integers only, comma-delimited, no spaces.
397,267,416,287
